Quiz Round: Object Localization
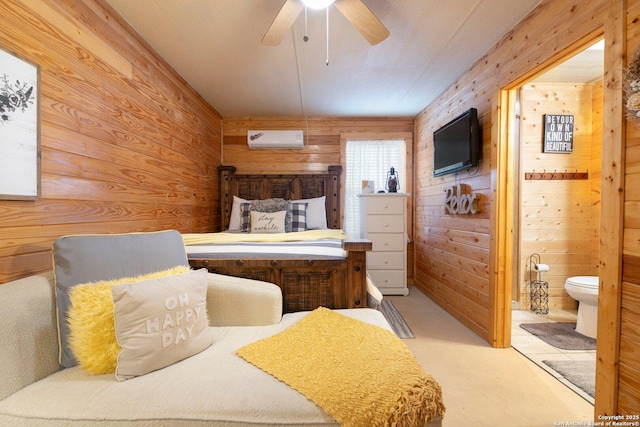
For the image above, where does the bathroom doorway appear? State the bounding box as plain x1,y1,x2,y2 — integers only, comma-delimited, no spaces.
505,38,604,403
512,39,604,313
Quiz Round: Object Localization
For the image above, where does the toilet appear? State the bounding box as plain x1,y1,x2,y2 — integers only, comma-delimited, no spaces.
564,276,599,339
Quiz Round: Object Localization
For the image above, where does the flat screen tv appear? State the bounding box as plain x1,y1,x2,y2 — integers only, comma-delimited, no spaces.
433,108,480,177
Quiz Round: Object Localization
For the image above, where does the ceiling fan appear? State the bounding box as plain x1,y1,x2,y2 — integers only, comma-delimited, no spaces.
262,0,389,46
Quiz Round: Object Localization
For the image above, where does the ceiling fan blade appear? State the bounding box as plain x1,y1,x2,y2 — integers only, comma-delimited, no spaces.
334,0,389,45
262,0,305,46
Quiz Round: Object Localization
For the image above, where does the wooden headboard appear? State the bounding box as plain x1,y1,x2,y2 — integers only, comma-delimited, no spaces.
219,165,342,231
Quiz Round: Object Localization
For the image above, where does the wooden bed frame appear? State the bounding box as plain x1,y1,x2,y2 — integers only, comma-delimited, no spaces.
187,165,372,313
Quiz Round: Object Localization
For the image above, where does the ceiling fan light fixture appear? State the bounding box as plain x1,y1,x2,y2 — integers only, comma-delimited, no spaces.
301,0,335,10
262,0,389,47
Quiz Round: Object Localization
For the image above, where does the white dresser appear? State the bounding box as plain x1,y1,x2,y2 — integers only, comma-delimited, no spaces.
358,193,409,295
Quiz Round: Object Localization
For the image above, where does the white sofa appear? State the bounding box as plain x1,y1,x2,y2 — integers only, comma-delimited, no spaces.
0,270,401,426
0,231,443,426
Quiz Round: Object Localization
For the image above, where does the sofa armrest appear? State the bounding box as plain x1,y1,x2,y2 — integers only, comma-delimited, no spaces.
205,273,282,326
0,272,61,400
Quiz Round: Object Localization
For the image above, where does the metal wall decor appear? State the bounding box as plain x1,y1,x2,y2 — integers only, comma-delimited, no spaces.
443,183,479,214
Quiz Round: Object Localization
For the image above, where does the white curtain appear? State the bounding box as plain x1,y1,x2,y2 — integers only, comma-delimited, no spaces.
344,139,406,238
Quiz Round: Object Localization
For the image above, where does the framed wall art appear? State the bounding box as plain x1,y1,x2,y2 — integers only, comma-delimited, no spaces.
0,46,40,200
542,114,574,153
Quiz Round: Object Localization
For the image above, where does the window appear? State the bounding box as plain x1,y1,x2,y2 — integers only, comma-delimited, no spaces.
344,139,406,238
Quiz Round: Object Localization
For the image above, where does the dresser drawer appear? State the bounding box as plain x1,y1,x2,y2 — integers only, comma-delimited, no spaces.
358,193,409,296
364,197,405,215
364,215,405,233
367,252,404,270
366,233,406,252
369,270,406,289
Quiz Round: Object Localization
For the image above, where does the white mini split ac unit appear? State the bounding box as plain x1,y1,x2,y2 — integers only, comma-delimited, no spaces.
247,130,304,149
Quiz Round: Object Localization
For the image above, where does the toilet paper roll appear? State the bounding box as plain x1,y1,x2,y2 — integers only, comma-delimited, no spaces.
534,263,549,272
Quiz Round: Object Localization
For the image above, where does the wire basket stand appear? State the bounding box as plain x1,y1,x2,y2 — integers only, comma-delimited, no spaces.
528,253,549,314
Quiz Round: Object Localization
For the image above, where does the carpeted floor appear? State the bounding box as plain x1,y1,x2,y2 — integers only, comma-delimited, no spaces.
379,299,414,339
392,292,594,425
543,360,595,398
519,322,596,350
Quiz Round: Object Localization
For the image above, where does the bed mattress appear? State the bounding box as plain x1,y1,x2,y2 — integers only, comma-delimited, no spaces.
185,238,346,259
183,230,349,260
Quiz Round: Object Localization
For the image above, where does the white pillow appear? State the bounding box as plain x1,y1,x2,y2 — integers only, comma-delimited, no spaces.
228,195,248,231
112,269,213,381
250,210,287,233
295,196,327,229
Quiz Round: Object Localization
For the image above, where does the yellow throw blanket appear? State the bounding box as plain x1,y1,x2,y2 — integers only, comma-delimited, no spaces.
182,229,348,245
237,307,445,427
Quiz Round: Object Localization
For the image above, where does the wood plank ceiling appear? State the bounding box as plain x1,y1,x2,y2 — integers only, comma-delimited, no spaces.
104,0,545,117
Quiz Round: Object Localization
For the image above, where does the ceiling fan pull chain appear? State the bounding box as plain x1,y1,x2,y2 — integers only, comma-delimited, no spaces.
303,6,309,42
326,7,329,65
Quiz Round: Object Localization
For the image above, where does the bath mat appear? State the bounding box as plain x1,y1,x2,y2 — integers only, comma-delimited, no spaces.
379,300,414,339
519,322,596,350
543,359,595,399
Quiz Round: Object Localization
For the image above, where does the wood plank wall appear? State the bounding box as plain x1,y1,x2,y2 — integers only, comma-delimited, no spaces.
591,81,603,270
413,112,492,341
222,117,413,173
518,82,602,310
0,0,222,284
413,0,637,415
222,116,415,280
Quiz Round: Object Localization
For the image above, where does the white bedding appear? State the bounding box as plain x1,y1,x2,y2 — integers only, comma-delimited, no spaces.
185,239,346,259
183,230,349,259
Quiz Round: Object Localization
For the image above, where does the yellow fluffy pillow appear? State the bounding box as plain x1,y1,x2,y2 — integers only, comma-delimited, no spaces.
68,265,192,375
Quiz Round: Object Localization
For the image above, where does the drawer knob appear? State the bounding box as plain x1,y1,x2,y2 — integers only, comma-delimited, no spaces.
271,260,278,266
202,259,209,267
237,260,244,266
384,241,388,246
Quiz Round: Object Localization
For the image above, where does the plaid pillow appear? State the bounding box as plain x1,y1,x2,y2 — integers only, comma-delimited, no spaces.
240,198,291,232
240,199,308,233
288,202,308,232
239,202,252,232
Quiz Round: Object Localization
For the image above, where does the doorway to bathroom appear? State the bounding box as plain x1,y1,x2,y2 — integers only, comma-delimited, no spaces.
503,38,604,403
